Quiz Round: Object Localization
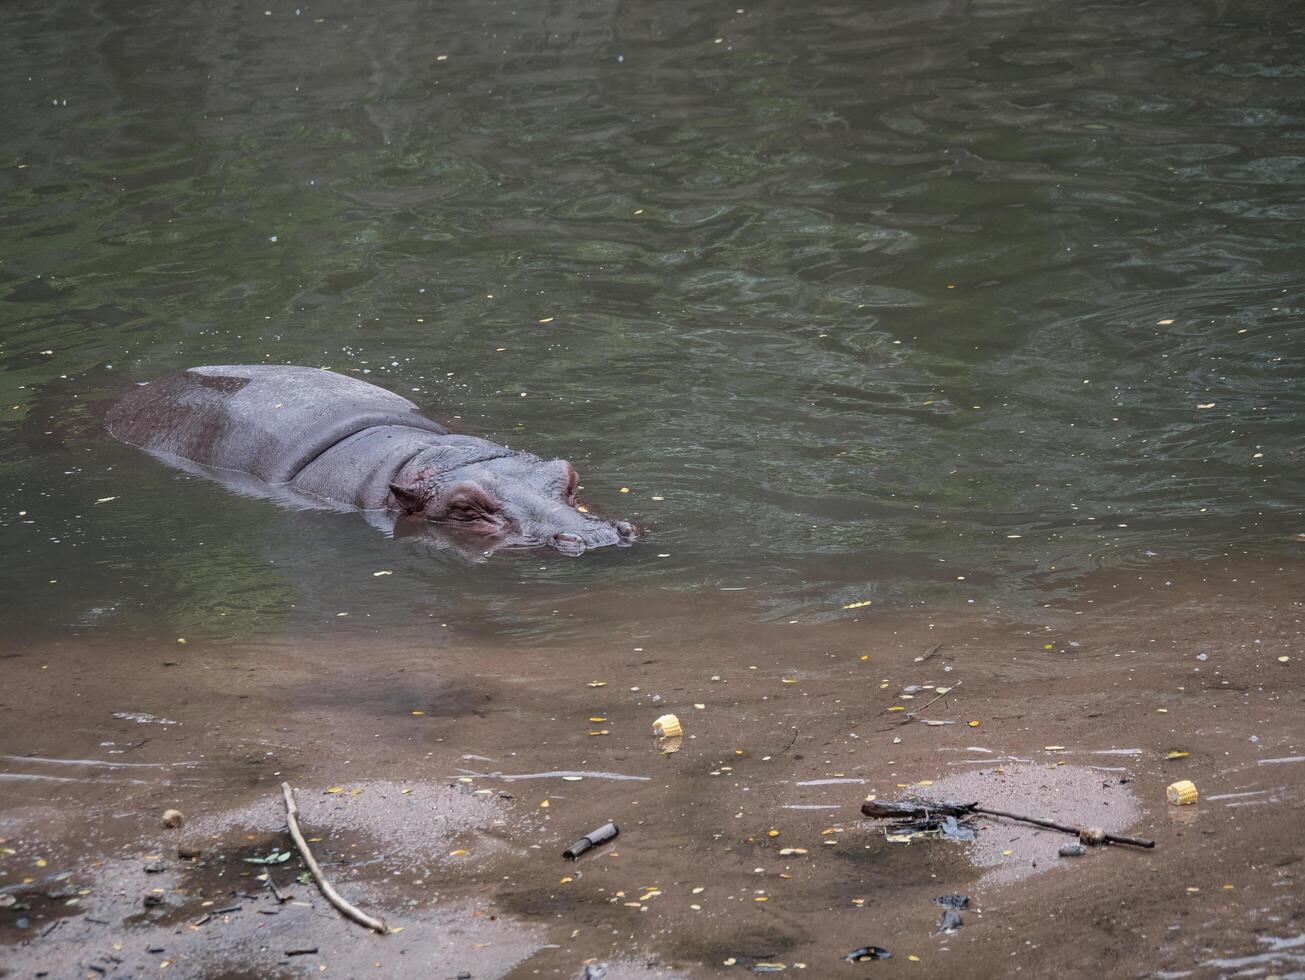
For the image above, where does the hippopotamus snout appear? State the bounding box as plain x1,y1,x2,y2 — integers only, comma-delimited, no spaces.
551,519,637,557
387,450,638,557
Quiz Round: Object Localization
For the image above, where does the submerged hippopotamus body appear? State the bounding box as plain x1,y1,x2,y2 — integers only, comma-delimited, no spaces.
108,365,636,556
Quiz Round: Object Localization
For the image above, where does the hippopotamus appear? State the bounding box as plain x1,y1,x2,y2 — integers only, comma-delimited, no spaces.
107,365,636,556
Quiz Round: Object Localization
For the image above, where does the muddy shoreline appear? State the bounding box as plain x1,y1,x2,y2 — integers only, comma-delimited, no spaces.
2,555,1303,978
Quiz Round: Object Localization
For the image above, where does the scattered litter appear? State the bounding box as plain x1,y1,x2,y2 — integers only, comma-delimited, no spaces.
653,714,682,738
1079,826,1106,845
939,816,975,841
456,769,649,782
1167,780,1198,805
781,804,840,810
936,894,968,932
161,809,184,829
845,946,892,962
1059,843,1087,858
884,812,976,844
563,822,619,861
112,712,178,726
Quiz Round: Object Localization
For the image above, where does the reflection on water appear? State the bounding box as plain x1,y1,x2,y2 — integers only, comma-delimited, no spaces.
1,0,1303,645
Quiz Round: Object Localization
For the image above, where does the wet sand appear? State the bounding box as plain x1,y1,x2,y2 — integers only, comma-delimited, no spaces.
2,555,1304,978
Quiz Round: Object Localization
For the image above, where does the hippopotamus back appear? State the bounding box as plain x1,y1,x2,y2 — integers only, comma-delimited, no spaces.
107,365,447,484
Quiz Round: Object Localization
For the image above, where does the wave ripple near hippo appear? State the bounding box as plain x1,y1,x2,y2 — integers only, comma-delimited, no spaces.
108,365,636,557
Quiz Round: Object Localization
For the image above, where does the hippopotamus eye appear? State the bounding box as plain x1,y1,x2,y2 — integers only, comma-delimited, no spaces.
442,481,501,522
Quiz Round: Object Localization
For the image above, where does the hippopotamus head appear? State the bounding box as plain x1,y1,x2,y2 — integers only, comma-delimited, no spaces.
387,438,636,557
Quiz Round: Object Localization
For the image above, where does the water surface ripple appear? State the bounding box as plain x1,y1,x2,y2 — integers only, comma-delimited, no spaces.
1,0,1302,642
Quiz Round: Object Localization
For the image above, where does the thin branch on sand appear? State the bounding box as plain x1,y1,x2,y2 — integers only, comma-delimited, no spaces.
280,782,389,934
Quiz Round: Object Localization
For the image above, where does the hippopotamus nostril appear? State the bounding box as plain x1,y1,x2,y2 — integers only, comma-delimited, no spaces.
552,531,586,556
616,520,637,540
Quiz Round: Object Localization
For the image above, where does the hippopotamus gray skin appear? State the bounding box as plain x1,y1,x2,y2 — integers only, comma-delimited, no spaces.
107,365,636,557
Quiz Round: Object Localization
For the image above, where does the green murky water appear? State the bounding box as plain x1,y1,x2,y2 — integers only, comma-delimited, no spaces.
2,0,1302,646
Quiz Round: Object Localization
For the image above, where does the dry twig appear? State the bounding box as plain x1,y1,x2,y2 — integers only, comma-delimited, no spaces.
280,782,388,933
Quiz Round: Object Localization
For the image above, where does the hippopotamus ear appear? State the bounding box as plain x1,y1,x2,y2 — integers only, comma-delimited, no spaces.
389,475,433,513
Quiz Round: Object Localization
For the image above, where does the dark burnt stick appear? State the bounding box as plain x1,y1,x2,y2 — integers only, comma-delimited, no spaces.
860,799,973,820
970,806,1155,849
859,798,1155,849
264,870,288,903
